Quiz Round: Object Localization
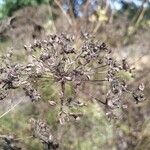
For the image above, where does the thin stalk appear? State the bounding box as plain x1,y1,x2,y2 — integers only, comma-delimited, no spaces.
0,99,23,119
60,80,65,111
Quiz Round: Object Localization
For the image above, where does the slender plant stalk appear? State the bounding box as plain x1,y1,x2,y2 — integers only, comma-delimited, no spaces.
0,99,23,119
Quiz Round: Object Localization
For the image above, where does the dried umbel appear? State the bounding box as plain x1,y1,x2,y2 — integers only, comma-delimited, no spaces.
132,83,145,103
0,33,145,150
0,32,146,148
0,32,146,110
29,118,59,150
23,84,41,102
0,134,21,150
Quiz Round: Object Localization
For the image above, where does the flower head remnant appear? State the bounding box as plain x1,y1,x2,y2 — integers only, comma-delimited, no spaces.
29,118,59,150
0,32,146,114
0,33,146,149
0,134,22,150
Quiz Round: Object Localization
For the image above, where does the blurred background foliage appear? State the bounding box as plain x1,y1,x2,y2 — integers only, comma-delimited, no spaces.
0,0,150,149
0,0,52,19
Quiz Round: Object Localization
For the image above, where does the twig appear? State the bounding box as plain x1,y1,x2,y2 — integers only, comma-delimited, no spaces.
0,99,23,119
54,0,73,26
48,1,57,32
60,80,65,111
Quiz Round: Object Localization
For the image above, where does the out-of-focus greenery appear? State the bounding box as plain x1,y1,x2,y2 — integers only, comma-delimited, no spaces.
0,0,54,19
118,0,150,27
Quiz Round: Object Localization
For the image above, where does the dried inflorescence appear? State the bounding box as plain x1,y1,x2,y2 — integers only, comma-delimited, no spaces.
0,32,146,109
132,83,145,103
0,32,146,148
29,118,59,150
0,134,22,150
23,84,41,102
